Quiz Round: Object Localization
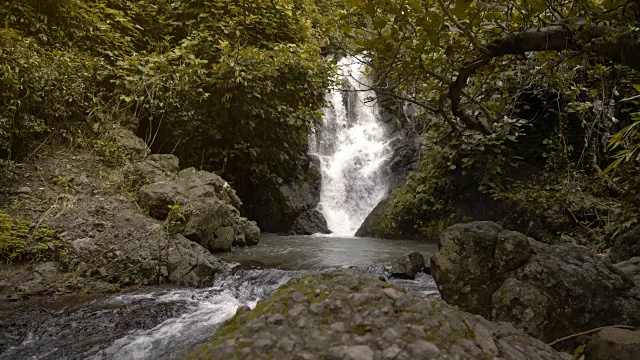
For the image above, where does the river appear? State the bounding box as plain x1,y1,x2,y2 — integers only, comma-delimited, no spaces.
0,235,438,360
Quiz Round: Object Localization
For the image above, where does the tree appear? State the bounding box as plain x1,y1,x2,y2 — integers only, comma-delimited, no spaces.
342,0,640,133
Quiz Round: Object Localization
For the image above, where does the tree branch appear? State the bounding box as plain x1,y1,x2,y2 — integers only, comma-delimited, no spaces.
448,23,640,133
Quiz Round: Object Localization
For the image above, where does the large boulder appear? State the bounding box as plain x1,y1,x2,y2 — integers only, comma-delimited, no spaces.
609,225,640,264
389,252,426,279
355,198,424,240
431,221,640,342
137,166,259,253
290,209,330,235
186,270,567,360
57,195,222,287
253,154,329,235
584,328,640,360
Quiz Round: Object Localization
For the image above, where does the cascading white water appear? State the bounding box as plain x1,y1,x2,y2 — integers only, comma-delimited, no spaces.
311,58,393,236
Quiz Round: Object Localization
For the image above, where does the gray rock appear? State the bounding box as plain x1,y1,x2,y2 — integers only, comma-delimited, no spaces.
585,328,640,360
137,167,259,253
108,127,149,161
146,154,180,172
186,270,566,360
390,252,425,279
431,221,640,343
329,345,374,360
609,225,640,264
17,186,32,194
290,208,330,235
431,221,503,318
57,196,221,287
166,234,220,286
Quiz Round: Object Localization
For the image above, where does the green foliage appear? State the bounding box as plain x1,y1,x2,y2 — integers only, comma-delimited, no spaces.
0,0,340,213
51,176,73,189
95,137,129,167
386,118,527,236
0,212,66,263
0,28,106,162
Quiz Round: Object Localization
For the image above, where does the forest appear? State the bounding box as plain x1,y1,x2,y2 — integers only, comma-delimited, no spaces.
1,0,640,358
1,0,639,248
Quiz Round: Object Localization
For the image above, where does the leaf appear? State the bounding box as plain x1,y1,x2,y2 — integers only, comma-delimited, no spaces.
634,84,640,93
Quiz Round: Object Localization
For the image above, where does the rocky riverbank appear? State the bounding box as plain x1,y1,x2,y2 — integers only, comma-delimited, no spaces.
0,128,260,299
189,222,640,360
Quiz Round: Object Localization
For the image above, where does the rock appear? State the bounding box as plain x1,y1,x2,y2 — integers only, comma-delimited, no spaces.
390,252,425,279
128,154,180,187
609,225,640,264
290,209,330,235
166,235,220,286
431,221,504,318
584,328,640,360
355,197,421,239
108,126,149,161
16,186,32,194
57,196,222,287
185,270,566,360
614,256,640,284
431,221,640,342
328,345,374,360
237,218,260,246
146,154,180,172
252,154,326,235
137,167,259,252
182,199,240,252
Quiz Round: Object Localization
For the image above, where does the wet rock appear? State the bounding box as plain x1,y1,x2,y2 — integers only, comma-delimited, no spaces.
290,209,330,235
431,221,640,342
390,252,425,279
186,270,566,360
584,328,640,360
609,225,640,264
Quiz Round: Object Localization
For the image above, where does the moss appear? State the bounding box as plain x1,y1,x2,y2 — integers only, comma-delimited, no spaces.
0,212,66,263
350,324,368,336
51,176,73,189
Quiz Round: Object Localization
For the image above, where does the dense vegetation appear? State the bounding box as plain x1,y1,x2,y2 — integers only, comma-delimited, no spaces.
0,0,341,214
1,0,639,248
336,0,640,246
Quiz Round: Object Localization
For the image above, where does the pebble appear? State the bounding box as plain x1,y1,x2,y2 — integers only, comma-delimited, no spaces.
17,186,32,194
268,313,285,325
382,287,402,300
292,292,307,303
331,321,346,333
382,345,403,359
329,345,374,360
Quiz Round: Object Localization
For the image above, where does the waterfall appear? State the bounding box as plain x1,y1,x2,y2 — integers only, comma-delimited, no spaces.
310,57,392,236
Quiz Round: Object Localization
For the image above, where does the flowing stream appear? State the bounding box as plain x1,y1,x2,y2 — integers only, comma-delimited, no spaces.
0,236,438,360
311,57,393,235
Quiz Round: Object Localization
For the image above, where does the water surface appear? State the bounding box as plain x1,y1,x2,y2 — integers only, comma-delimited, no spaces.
219,234,438,270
